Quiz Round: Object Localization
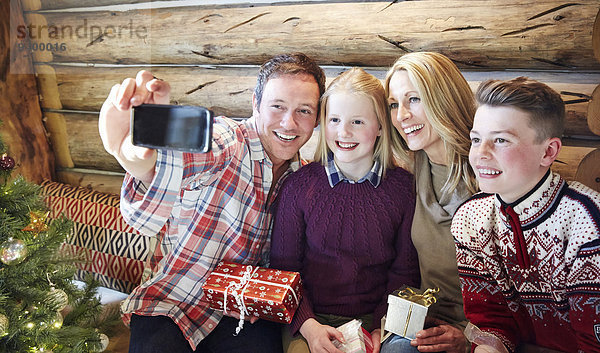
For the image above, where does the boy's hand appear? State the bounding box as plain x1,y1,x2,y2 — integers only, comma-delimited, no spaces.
410,318,467,353
299,318,345,353
98,70,170,181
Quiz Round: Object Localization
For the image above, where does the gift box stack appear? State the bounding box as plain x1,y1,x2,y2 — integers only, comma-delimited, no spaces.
202,261,302,324
383,286,439,340
332,319,373,353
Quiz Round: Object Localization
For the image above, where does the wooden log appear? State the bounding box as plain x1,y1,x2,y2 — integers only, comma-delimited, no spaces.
0,0,54,183
47,65,600,137
575,148,600,192
22,13,53,63
553,144,597,183
21,0,42,12
50,65,261,117
35,0,142,11
35,64,75,168
43,112,75,168
56,168,124,195
35,64,61,109
35,0,317,11
587,85,600,136
25,1,600,70
62,112,124,172
594,6,600,64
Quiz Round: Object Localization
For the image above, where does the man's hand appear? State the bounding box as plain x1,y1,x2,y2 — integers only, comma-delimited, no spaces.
370,328,382,353
299,318,345,353
410,318,468,353
223,310,259,324
98,70,170,182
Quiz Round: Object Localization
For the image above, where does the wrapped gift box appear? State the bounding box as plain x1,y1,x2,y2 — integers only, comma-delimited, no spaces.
383,286,438,340
202,261,302,324
332,319,373,353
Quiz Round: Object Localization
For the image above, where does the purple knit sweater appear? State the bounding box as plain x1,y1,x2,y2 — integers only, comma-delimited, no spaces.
270,162,420,334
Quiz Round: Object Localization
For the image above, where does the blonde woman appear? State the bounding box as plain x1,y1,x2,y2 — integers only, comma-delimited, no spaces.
381,52,477,353
271,68,420,353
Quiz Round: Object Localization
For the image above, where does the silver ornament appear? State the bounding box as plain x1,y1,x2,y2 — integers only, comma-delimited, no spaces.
0,238,28,265
48,288,69,311
51,312,63,329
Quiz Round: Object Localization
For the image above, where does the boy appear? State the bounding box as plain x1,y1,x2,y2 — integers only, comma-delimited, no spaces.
451,77,600,352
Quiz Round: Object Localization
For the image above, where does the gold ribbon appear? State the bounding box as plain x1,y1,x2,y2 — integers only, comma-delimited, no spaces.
397,287,439,307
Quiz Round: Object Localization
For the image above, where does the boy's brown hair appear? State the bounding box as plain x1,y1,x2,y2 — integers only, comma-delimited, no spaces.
475,77,565,142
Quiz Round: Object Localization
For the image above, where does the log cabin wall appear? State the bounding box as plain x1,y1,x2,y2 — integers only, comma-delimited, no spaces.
11,0,600,194
0,0,54,183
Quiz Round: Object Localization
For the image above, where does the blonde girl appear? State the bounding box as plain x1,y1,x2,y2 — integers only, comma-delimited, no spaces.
271,68,420,353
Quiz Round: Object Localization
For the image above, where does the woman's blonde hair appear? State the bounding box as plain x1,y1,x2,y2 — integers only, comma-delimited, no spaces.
314,67,399,175
384,52,478,195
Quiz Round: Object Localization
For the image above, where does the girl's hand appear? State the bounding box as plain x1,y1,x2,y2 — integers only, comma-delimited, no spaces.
299,318,345,353
474,345,504,353
370,328,382,353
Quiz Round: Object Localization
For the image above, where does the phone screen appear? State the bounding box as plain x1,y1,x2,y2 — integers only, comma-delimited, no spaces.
131,104,213,153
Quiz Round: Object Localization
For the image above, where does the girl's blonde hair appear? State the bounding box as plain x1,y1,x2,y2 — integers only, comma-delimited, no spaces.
314,67,399,175
384,52,478,195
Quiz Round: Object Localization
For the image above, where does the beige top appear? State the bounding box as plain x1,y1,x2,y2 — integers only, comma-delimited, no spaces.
411,150,470,329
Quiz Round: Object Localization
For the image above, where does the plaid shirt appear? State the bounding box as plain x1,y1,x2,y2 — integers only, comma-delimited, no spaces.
119,116,300,350
325,152,382,188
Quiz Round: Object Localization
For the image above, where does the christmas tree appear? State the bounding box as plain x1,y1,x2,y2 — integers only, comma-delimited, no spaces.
0,134,117,352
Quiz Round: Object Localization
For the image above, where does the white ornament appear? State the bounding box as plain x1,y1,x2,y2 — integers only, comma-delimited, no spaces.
96,333,110,352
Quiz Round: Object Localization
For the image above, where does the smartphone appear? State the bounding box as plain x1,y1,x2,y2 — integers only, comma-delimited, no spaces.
131,104,213,153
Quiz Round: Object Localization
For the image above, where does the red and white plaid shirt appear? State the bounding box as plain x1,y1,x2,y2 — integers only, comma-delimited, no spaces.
119,116,300,350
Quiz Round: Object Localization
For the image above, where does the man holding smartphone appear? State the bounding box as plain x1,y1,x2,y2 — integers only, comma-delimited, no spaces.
98,53,325,353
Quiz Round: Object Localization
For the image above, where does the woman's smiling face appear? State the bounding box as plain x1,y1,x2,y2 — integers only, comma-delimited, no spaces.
387,70,445,164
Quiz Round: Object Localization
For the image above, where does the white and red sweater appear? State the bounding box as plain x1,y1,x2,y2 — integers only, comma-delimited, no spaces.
452,171,600,353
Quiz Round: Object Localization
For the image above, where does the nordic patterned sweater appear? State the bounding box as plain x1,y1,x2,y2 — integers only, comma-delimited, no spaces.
451,171,600,353
270,162,421,334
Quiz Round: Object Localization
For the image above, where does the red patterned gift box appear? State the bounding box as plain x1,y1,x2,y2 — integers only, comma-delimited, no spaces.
202,261,302,325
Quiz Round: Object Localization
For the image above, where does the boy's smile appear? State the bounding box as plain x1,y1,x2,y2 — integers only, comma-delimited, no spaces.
469,105,557,203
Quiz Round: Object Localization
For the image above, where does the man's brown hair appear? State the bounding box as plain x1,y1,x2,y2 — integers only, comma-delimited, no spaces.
254,53,326,109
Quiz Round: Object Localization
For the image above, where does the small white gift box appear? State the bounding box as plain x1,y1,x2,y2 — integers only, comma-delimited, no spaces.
331,319,373,353
383,287,439,340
